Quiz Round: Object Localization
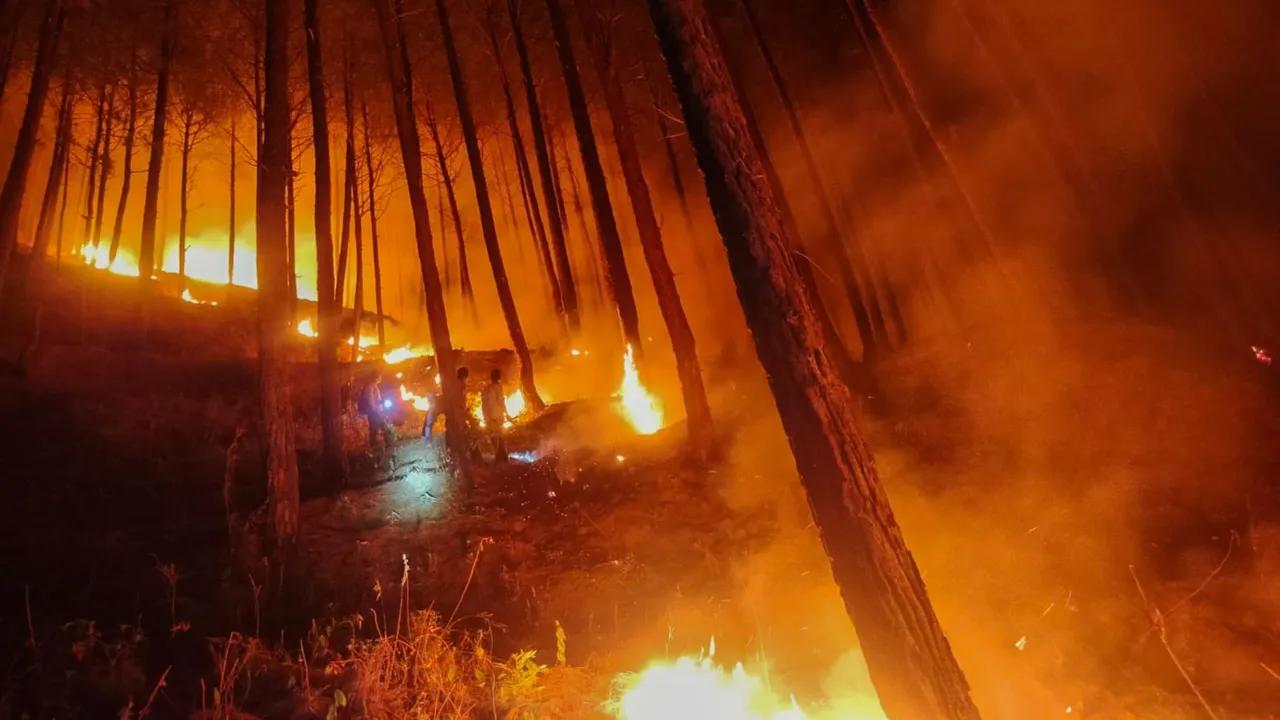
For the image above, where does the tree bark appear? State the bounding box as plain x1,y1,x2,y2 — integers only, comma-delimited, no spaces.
0,0,63,300
305,0,347,491
228,117,237,285
512,133,558,306
371,0,467,459
91,86,116,254
178,108,193,288
583,14,713,454
55,110,73,269
138,0,177,282
360,97,387,348
424,99,475,316
435,0,545,411
558,127,605,306
108,42,141,266
645,74,713,282
0,1,22,107
647,1,980,717
29,76,73,288
259,0,301,556
352,149,365,358
738,0,891,353
82,86,108,254
336,63,356,305
508,0,580,332
285,156,298,313
544,0,642,353
436,182,451,290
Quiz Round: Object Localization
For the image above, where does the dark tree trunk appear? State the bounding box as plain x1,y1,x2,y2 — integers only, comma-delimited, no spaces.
29,76,73,287
512,135,558,306
700,12,860,381
0,0,22,106
738,0,891,353
425,97,475,316
647,1,980,717
583,15,714,454
305,0,347,490
360,97,387,348
352,152,365,358
508,0,579,331
544,0,642,352
178,108,193,288
81,87,108,255
0,0,63,299
435,0,544,410
336,64,355,305
91,87,116,253
558,128,605,306
55,111,73,269
259,0,301,556
108,42,141,265
285,158,298,313
646,74,713,282
371,0,467,459
228,117,237,284
436,183,451,289
138,0,176,282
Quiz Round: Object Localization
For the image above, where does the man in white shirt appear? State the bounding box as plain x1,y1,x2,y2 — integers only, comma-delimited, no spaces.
481,368,508,461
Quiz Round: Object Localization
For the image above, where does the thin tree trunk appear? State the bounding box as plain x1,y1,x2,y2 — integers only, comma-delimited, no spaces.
228,117,237,284
178,109,193,287
583,14,713,454
647,1,980,717
508,0,580,332
0,4,21,106
305,0,346,491
55,113,73,269
559,128,605,306
259,0,301,556
646,74,713,282
91,86,116,254
435,0,545,411
336,64,355,305
138,0,176,282
493,127,520,247
437,183,451,290
0,0,64,299
738,0,890,354
108,44,141,265
352,154,365,359
424,99,475,315
360,97,387,348
285,158,298,312
512,134,557,303
29,76,73,289
544,0,642,353
371,0,467,459
81,86,108,255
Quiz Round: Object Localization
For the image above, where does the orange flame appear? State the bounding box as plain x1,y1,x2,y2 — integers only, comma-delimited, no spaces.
617,344,663,435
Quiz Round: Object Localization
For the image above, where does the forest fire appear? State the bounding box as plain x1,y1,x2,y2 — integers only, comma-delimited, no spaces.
382,344,431,365
612,641,884,720
180,288,216,306
617,344,663,434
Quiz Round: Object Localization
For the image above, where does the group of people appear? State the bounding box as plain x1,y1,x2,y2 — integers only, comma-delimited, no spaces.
357,364,511,461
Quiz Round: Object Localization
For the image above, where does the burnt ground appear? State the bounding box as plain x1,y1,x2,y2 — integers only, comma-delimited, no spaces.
1,264,1280,718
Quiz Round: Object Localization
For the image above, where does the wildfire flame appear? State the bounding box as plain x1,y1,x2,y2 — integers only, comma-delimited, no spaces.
617,344,663,435
180,288,217,306
399,384,432,412
383,345,432,365
297,318,318,338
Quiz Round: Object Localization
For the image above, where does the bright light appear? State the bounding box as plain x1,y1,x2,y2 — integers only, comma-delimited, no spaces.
297,318,318,338
505,388,527,419
616,344,663,435
180,288,217,306
399,384,432,412
382,398,393,410
384,345,432,365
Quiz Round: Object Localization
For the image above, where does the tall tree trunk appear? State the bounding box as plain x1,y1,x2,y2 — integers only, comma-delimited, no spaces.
352,153,365,358
508,0,580,332
371,0,467,459
108,45,141,265
228,117,237,284
285,158,298,313
645,74,713,282
559,128,605,306
55,112,73,269
512,135,557,304
178,109,193,288
424,98,475,315
544,0,642,353
435,0,544,410
0,0,63,300
29,76,73,289
700,12,861,381
336,64,355,305
437,183,451,290
305,0,347,491
360,97,387,348
82,86,107,254
738,0,890,353
0,0,22,106
647,1,980,717
259,0,301,556
91,86,116,254
583,14,713,454
138,0,176,282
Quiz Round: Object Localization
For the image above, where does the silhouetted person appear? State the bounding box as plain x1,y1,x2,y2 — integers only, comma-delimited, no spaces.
481,368,508,461
424,366,470,440
359,370,392,450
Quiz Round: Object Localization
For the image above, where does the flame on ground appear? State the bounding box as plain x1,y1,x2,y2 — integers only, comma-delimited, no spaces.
617,344,663,435
297,318,318,338
383,345,431,365
399,384,432,412
180,289,217,306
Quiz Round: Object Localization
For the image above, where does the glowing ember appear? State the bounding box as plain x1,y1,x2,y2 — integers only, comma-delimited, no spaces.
617,344,663,435
297,318,318,338
1252,345,1272,366
570,348,590,357
383,345,431,365
180,289,217,306
612,641,807,720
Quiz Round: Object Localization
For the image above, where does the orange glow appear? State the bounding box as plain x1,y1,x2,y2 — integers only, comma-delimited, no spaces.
617,344,663,434
180,289,217,306
383,345,432,365
399,384,432,412
297,318,318,338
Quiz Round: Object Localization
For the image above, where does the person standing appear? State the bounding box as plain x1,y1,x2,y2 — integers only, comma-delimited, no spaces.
481,368,508,461
359,371,392,450
424,366,470,440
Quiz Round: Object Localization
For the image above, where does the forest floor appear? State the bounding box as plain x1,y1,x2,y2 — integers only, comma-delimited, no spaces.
2,264,1280,718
